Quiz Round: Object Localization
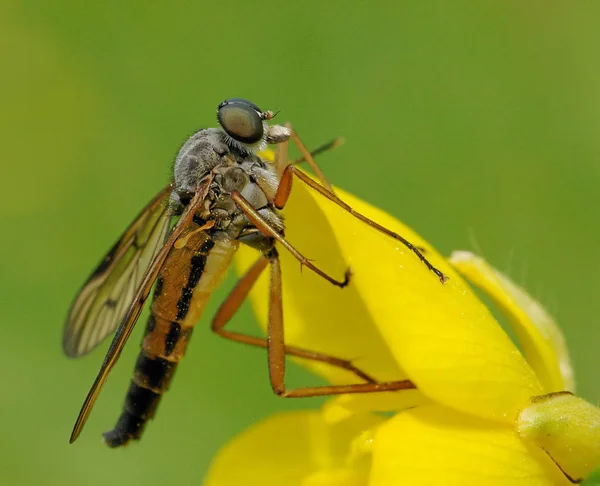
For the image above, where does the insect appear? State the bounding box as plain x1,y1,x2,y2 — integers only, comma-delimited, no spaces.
64,98,446,447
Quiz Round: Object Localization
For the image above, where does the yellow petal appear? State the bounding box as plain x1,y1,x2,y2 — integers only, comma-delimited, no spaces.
285,175,542,418
204,410,384,486
322,390,431,424
301,469,367,486
449,251,574,393
371,405,571,486
518,392,600,482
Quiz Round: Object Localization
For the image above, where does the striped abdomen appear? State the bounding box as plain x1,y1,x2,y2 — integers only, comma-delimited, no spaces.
103,225,239,447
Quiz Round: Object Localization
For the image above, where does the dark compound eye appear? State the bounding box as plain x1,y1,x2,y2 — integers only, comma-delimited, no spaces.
217,98,264,144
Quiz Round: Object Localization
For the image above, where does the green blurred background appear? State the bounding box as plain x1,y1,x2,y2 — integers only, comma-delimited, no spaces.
2,1,600,484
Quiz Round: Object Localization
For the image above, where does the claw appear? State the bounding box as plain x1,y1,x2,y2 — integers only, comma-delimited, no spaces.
435,269,449,284
341,267,352,287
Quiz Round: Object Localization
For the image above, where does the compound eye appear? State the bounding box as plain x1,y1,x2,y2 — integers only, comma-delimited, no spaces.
217,99,264,144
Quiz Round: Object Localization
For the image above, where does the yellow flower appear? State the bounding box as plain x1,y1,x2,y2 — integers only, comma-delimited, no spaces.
204,167,600,486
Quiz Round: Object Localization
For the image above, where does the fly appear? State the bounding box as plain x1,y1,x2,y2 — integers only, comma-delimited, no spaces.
64,98,447,447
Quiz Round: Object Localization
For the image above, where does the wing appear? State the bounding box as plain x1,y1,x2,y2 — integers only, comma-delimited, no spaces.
63,184,174,357
69,179,212,443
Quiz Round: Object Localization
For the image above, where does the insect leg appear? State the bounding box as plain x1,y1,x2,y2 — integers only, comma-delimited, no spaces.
273,137,343,209
274,123,334,193
292,137,344,166
211,254,376,384
266,250,416,397
230,191,350,288
274,125,289,178
276,165,448,283
275,131,343,172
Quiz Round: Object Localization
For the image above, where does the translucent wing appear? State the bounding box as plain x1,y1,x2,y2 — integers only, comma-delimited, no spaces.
69,181,212,443
63,184,173,357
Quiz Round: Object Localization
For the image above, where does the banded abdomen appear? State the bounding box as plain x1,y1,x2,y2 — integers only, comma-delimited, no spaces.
103,223,239,447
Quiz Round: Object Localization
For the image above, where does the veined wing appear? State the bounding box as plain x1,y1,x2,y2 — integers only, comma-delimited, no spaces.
69,180,212,443
63,184,173,357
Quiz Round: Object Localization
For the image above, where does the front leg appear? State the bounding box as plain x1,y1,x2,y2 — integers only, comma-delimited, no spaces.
273,164,448,283
230,190,350,288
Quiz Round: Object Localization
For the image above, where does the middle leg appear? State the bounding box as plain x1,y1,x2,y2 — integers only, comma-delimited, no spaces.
265,249,416,397
212,254,377,384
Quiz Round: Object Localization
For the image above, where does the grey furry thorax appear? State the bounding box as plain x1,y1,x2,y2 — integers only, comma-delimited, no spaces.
169,127,284,247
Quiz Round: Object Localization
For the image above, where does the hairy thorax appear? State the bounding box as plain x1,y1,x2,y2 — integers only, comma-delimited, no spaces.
169,127,284,249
